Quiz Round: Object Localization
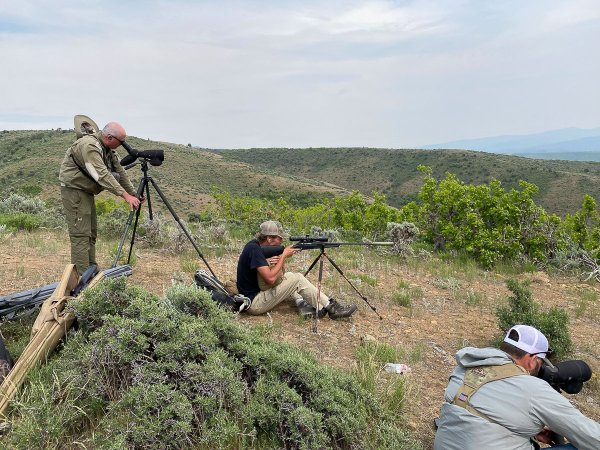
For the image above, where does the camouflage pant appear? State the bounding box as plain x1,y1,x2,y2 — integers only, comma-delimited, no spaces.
61,186,97,274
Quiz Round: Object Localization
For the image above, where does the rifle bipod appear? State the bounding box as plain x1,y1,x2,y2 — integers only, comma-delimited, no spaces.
304,244,383,333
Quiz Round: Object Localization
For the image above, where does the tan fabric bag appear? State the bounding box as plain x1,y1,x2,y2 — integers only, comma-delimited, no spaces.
257,264,285,291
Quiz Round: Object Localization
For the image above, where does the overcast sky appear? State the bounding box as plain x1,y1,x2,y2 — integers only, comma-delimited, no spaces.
1,0,599,148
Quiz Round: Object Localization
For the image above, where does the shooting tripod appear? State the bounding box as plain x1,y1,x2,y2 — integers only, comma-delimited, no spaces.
112,158,217,278
303,242,383,327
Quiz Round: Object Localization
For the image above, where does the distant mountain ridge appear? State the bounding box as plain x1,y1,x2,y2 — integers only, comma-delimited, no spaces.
421,127,600,155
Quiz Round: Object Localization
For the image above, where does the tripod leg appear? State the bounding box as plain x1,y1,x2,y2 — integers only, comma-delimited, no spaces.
325,253,382,320
312,254,325,333
112,178,147,268
304,254,321,277
126,204,143,265
147,178,218,279
145,178,153,220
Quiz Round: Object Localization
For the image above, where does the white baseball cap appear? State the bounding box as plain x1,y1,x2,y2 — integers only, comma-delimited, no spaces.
504,324,551,359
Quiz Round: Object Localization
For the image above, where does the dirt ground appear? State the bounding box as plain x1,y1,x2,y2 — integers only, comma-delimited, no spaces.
1,230,599,449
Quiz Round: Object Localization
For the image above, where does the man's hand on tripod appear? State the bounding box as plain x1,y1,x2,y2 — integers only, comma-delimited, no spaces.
122,192,142,211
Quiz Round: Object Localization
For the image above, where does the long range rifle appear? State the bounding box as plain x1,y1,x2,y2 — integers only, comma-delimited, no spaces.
262,237,393,258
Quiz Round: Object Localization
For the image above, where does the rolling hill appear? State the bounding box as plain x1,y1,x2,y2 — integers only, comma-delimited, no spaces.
0,130,349,217
3,129,600,217
213,147,600,216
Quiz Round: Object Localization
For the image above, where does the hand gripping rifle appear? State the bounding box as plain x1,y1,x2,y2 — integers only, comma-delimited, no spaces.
263,236,393,321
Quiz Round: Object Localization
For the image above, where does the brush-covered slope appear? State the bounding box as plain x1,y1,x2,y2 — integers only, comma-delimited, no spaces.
4,129,600,216
214,147,600,216
0,130,348,216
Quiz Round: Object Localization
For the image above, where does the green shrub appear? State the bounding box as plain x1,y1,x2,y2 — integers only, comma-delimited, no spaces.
496,279,572,358
153,319,219,363
196,410,246,449
4,280,417,449
211,189,402,238
97,207,128,236
95,196,129,216
68,276,155,333
0,213,41,231
0,194,64,229
0,193,45,214
562,194,600,253
112,383,194,449
4,365,90,449
165,281,223,317
387,221,420,255
405,168,565,267
180,351,246,420
18,184,42,196
245,375,328,449
392,291,412,308
363,420,424,450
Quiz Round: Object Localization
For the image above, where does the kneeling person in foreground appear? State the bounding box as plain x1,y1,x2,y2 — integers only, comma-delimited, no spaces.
434,324,600,450
236,221,357,319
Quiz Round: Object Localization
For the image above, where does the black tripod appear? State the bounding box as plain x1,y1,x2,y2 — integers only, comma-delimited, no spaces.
304,243,383,323
111,158,217,278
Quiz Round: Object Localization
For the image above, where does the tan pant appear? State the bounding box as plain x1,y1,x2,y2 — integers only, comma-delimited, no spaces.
247,272,329,315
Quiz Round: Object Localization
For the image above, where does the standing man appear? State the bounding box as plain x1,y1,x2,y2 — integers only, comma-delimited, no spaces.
434,324,600,450
59,120,141,274
236,220,358,319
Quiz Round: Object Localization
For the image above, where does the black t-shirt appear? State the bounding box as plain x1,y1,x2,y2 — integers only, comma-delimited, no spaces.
236,239,268,300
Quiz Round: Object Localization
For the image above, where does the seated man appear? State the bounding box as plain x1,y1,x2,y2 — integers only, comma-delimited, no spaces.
434,324,600,450
236,220,357,319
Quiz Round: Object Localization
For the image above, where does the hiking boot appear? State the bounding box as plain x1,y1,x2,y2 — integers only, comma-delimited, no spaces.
296,299,327,319
325,298,357,320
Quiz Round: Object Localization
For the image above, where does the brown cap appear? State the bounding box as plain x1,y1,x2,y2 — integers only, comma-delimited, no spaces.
259,220,288,238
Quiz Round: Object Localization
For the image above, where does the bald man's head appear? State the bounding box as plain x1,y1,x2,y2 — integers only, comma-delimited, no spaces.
101,122,127,149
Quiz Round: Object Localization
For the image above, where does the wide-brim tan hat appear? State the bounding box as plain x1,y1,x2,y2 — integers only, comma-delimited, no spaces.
74,114,100,139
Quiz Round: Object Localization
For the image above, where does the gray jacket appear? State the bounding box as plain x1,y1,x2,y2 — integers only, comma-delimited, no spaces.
433,347,600,450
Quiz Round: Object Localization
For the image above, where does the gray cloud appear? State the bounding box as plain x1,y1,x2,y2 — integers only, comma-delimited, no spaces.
1,0,599,148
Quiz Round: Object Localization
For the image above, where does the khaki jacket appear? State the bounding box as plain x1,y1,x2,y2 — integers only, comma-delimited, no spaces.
59,132,136,196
